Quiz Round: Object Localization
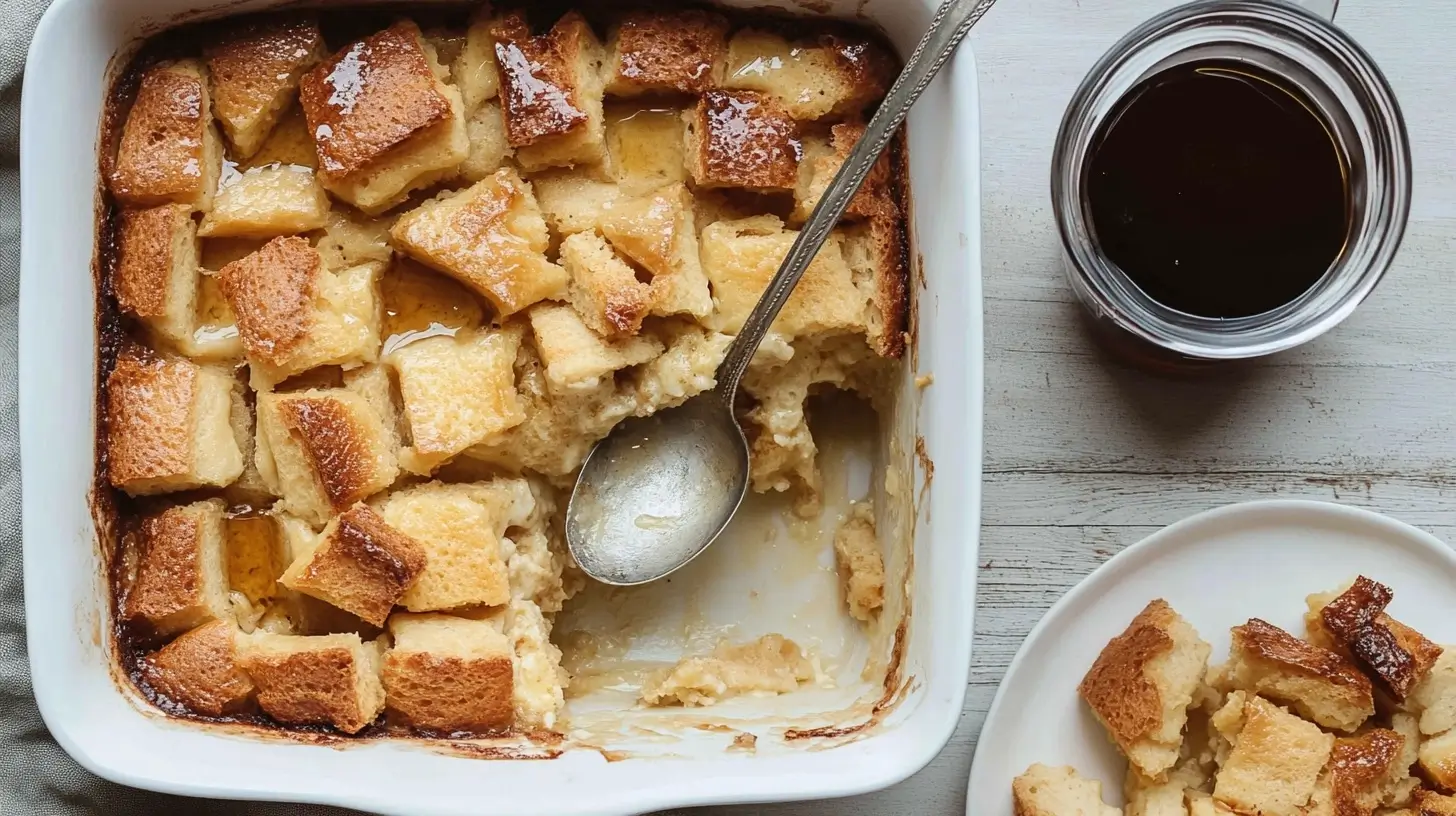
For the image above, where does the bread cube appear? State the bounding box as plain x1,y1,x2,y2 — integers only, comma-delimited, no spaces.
842,214,909,358
1126,760,1209,816
559,231,653,337
114,204,200,349
460,101,514,182
833,502,884,622
490,11,609,173
604,10,729,96
1413,651,1456,736
1212,695,1333,815
606,105,688,195
1303,729,1414,816
140,619,254,716
700,215,865,340
110,60,222,211
279,504,426,626
386,326,526,475
255,387,400,526
1417,790,1456,814
383,612,514,732
373,480,535,612
314,207,395,269
793,120,897,224
1079,599,1212,779
685,90,799,192
531,168,622,236
205,16,325,158
527,302,662,392
240,105,318,171
1210,617,1374,732
1423,730,1456,792
300,21,469,214
1186,793,1237,816
107,355,244,496
199,165,330,239
390,169,564,315
217,237,382,388
722,29,895,120
600,183,712,319
238,631,385,733
453,9,501,116
1311,577,1445,701
123,499,231,637
1012,764,1122,816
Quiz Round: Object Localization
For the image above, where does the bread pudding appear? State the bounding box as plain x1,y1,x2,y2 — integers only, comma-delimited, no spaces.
98,4,908,741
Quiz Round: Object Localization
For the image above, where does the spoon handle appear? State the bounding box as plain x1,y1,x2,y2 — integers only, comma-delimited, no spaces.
713,0,999,397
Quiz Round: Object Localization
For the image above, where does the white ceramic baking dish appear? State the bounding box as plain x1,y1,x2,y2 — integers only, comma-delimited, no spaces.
18,0,983,812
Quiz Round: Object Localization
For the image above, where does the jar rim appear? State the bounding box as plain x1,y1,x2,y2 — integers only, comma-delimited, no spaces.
1052,0,1411,360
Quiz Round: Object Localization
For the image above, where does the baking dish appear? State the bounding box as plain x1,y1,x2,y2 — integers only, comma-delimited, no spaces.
17,0,983,812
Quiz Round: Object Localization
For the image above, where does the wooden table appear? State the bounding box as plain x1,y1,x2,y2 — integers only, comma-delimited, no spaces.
684,0,1456,812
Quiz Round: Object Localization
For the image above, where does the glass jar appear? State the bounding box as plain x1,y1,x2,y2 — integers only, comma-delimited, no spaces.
1052,0,1410,363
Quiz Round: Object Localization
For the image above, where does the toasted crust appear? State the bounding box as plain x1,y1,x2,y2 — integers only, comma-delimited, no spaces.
107,355,195,489
1423,730,1456,792
123,499,230,638
1080,599,1178,752
206,16,325,158
606,10,729,96
277,394,389,513
1309,729,1408,816
1417,790,1456,815
281,504,426,626
489,11,591,148
114,204,197,329
1214,694,1335,816
300,20,452,179
140,619,254,716
723,29,895,120
687,90,799,192
843,214,908,358
382,612,514,732
110,60,217,208
559,230,653,337
1224,617,1374,732
239,632,384,733
217,236,319,367
1319,576,1445,700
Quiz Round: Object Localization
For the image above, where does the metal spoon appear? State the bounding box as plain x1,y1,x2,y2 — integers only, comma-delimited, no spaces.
566,0,999,586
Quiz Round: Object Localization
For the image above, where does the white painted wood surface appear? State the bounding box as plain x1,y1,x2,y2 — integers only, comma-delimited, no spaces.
673,0,1456,812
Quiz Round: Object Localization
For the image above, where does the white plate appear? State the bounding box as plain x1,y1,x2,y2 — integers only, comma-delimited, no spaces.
965,499,1456,814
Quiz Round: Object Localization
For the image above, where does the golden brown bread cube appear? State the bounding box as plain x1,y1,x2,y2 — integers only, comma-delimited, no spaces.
700,215,865,341
123,499,232,638
604,10,729,97
139,619,254,716
793,120,898,224
238,631,385,733
527,302,663,392
559,231,653,338
1209,617,1374,732
199,165,330,239
842,214,909,358
460,100,514,182
490,11,609,173
599,183,712,320
453,9,501,116
1212,694,1334,816
1423,730,1456,792
114,204,200,349
606,105,687,195
1302,728,1415,816
722,29,896,120
279,504,427,627
1413,650,1456,736
217,236,382,388
382,612,514,733
531,167,622,236
390,168,566,316
833,501,884,622
110,60,222,211
684,90,799,192
1079,599,1213,779
386,326,526,475
299,20,469,214
1416,790,1456,815
1011,764,1122,816
254,387,400,526
1311,577,1445,701
372,479,536,612
107,355,244,496
204,16,325,158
